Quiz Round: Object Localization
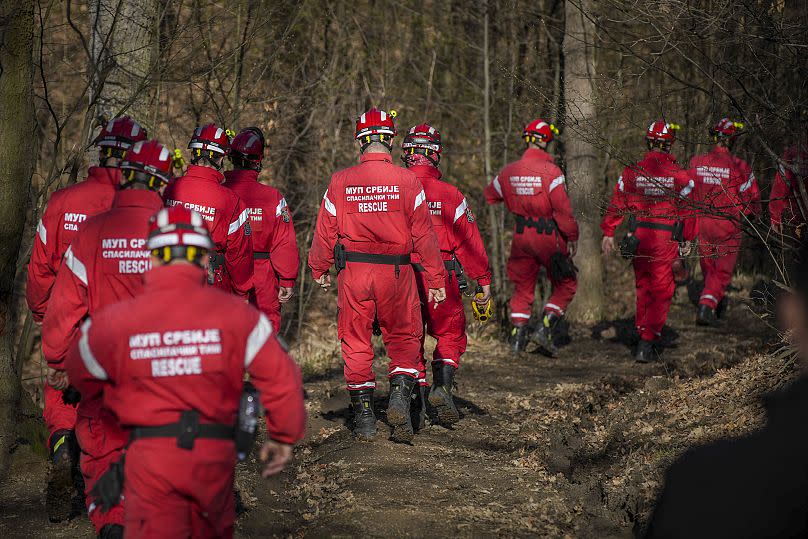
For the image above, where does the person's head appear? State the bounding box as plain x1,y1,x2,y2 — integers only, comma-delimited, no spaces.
188,123,230,170
522,119,558,150
709,118,743,149
119,140,172,194
229,127,266,171
94,116,147,168
781,238,808,363
645,120,679,153
147,206,214,268
401,124,442,168
355,108,396,155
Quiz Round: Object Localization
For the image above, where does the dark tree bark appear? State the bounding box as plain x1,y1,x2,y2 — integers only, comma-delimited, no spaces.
0,0,35,482
563,0,604,322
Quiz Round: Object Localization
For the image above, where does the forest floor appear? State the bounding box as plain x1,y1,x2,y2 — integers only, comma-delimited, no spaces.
0,270,790,538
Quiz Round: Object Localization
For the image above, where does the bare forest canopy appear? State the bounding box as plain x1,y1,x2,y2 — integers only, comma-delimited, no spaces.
30,0,808,336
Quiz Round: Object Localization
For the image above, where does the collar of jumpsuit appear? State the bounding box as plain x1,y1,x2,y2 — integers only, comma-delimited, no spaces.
111,188,163,210
87,165,122,186
710,145,731,156
408,163,442,180
184,163,225,184
224,168,259,183
360,152,393,164
645,149,676,163
144,263,207,291
522,146,554,162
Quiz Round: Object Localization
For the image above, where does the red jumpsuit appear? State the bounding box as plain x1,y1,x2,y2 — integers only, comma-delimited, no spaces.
770,144,808,230
64,264,306,539
484,147,579,326
163,165,253,298
223,169,299,329
409,165,491,384
689,146,760,309
601,150,697,342
42,188,163,532
308,152,445,390
26,166,120,446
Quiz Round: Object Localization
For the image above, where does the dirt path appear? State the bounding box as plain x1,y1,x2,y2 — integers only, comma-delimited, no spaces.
0,283,774,538
237,286,772,538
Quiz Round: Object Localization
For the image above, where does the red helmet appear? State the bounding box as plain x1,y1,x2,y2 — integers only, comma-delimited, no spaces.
402,123,442,167
355,108,397,142
94,116,147,150
230,127,265,167
522,119,558,143
147,206,215,252
119,139,173,188
710,118,743,138
646,120,679,143
188,123,230,156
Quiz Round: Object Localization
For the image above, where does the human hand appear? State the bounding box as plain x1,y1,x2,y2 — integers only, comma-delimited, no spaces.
259,440,294,478
567,241,578,258
47,368,69,390
314,273,331,291
678,241,692,257
475,285,491,307
601,236,616,257
428,288,447,307
278,286,294,304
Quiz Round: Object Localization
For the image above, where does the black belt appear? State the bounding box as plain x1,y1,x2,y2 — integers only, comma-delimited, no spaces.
413,260,457,273
343,251,411,278
253,251,270,259
634,220,675,232
130,411,234,450
515,215,558,234
344,252,411,265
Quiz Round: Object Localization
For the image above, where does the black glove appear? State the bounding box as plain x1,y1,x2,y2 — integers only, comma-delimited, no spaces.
91,456,125,513
62,386,81,405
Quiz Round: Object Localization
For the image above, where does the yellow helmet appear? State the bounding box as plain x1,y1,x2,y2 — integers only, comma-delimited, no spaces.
472,293,493,323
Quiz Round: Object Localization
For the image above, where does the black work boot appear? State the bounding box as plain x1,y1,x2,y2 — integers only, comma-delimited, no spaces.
429,363,460,426
349,389,377,439
410,384,427,432
386,375,416,443
531,313,560,357
98,524,124,539
47,429,79,523
635,339,655,363
696,304,718,327
716,296,729,319
511,325,529,353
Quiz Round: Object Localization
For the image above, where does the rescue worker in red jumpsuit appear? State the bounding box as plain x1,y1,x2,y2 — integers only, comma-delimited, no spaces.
26,116,146,522
224,127,299,330
770,140,808,237
42,140,172,538
401,124,492,427
689,118,761,325
64,206,306,539
308,108,446,442
484,119,579,356
601,121,697,363
163,123,253,298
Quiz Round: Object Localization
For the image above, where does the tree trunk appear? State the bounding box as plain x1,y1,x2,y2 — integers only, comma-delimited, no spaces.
563,0,604,322
0,0,35,482
89,0,158,127
483,0,504,293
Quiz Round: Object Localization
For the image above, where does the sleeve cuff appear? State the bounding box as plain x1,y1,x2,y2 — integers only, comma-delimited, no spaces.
475,274,492,287
426,276,446,289
278,278,296,288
